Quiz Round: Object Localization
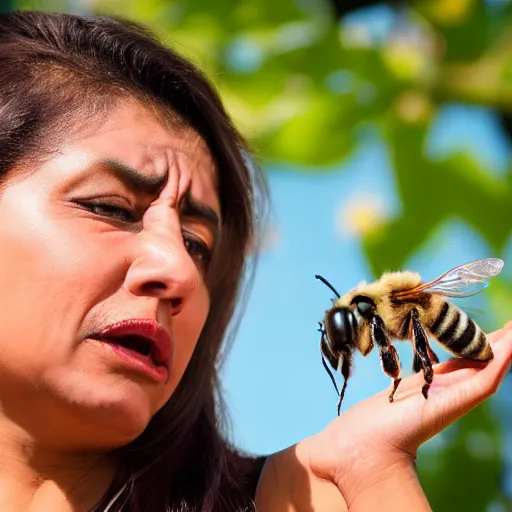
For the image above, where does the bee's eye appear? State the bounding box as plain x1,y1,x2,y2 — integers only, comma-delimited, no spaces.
325,307,354,351
351,295,375,318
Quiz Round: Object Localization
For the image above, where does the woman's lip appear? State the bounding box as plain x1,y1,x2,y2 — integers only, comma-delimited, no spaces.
92,338,169,383
97,318,172,367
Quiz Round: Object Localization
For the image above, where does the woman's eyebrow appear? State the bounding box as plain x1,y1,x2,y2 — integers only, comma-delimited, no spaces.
100,158,168,195
97,159,220,235
180,191,220,238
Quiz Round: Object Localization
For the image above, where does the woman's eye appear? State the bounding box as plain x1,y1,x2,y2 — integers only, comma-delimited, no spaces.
77,201,137,223
183,233,212,274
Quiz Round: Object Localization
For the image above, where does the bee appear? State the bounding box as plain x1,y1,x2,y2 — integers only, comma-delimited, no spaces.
316,258,504,415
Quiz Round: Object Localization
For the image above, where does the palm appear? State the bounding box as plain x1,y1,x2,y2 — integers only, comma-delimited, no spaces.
308,324,512,487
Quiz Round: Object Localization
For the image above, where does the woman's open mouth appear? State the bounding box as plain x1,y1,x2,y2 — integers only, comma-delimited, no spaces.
89,319,173,383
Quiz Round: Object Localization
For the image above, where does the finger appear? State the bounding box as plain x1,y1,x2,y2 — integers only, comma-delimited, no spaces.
472,324,512,398
428,323,512,383
420,325,512,431
433,358,487,376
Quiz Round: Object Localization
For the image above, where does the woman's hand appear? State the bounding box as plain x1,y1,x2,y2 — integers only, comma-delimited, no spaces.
307,322,512,508
257,323,512,511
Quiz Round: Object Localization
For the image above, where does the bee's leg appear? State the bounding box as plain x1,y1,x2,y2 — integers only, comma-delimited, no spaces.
426,341,440,365
370,315,402,402
414,343,439,370
412,353,422,373
321,352,341,397
411,327,439,372
321,353,340,394
319,323,340,395
410,308,434,399
318,321,352,416
337,354,351,416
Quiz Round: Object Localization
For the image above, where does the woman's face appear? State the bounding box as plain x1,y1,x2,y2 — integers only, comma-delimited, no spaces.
0,99,219,450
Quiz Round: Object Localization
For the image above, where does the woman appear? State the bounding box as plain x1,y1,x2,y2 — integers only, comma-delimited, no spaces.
0,10,510,512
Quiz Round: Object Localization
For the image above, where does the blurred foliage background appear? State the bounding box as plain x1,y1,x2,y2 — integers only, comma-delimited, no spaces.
8,0,512,510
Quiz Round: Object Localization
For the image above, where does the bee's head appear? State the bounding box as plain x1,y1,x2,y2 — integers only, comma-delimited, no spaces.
324,306,358,351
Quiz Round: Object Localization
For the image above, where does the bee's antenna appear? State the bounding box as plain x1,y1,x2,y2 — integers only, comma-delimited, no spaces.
315,274,341,299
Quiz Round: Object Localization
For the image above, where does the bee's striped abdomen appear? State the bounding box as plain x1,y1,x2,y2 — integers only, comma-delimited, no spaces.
427,300,492,361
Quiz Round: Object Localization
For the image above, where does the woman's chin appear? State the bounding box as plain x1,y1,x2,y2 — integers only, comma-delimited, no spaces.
75,392,157,446
37,379,161,451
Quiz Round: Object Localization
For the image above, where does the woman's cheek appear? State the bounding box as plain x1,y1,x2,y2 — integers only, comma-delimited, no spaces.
164,289,207,382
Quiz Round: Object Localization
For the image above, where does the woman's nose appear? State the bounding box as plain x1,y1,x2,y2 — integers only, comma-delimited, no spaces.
124,231,200,315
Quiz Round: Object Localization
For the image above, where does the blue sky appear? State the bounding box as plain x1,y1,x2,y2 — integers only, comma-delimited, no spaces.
219,104,512,498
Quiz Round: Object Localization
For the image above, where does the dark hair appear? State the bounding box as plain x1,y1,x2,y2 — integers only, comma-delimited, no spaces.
0,10,268,511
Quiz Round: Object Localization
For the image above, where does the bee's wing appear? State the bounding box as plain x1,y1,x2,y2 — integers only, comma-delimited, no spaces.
396,258,504,299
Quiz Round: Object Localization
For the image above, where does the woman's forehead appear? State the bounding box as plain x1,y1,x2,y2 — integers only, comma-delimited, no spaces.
45,101,220,213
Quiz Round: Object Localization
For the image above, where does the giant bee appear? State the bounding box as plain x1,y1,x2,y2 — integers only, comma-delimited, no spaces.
316,258,504,415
